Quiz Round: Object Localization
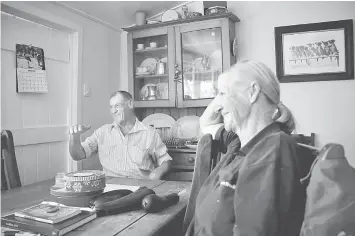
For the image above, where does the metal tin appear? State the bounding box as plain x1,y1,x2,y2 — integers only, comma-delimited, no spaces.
205,6,228,15
64,170,106,192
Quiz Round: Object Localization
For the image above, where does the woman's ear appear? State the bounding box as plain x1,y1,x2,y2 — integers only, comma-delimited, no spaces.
248,81,261,104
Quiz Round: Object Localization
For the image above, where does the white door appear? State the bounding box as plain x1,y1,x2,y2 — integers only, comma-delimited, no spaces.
1,12,74,186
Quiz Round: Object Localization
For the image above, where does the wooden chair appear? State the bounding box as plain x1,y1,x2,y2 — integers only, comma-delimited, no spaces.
183,133,214,232
292,133,318,185
1,130,21,191
292,133,315,146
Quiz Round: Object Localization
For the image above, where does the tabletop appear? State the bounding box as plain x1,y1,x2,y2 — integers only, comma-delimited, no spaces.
1,177,192,236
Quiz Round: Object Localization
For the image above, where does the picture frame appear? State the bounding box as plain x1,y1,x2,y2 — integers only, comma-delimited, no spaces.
275,19,354,83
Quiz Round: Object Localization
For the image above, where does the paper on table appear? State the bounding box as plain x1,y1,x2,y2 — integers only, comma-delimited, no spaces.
104,184,140,193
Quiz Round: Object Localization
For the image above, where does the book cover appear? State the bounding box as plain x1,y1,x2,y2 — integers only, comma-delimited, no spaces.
14,201,81,224
1,226,40,235
2,209,96,236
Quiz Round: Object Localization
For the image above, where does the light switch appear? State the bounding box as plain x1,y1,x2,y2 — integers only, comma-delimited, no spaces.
83,84,91,97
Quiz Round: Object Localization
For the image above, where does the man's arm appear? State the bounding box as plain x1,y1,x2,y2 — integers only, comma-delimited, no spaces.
149,131,173,180
69,125,94,161
69,134,86,161
149,160,172,180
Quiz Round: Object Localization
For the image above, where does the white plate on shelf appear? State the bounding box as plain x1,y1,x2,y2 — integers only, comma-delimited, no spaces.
161,9,180,22
172,116,201,140
140,58,158,74
142,113,175,128
193,58,204,71
136,72,151,76
142,113,176,140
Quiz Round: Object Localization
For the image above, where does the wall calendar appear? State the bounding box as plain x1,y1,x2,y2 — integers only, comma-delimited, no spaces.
16,44,48,93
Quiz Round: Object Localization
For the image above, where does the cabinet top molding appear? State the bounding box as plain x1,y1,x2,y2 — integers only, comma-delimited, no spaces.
122,12,240,32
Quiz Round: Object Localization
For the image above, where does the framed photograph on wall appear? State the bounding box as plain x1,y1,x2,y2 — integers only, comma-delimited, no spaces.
275,19,354,82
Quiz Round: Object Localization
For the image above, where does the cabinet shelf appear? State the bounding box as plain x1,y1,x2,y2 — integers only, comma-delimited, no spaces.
134,47,167,53
184,41,221,48
183,41,221,57
135,74,168,79
183,70,220,75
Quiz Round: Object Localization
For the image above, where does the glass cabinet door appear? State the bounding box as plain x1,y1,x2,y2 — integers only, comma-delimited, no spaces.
129,28,175,107
175,24,224,107
133,35,168,100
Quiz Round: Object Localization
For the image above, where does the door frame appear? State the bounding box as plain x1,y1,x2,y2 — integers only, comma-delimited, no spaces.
1,2,83,172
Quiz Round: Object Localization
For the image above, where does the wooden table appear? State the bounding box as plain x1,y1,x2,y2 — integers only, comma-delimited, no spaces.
1,177,191,236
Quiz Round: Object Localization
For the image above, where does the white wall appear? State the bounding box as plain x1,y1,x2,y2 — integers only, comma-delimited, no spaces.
2,1,122,171
229,1,355,166
1,12,71,185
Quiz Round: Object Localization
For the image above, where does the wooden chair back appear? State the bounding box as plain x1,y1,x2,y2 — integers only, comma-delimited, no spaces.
292,133,317,184
1,130,21,191
292,133,315,146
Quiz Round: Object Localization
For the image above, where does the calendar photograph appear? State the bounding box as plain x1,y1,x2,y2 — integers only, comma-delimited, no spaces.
16,44,45,70
16,44,48,93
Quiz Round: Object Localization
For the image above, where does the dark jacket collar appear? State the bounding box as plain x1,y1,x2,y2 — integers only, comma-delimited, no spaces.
240,123,282,155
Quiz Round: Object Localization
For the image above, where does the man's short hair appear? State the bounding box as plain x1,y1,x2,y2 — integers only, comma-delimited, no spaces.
110,90,133,101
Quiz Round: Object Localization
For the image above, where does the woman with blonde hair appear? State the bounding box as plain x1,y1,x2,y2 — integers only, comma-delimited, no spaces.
185,60,304,236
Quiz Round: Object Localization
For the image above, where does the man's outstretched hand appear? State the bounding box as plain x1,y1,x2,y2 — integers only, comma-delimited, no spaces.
69,125,91,136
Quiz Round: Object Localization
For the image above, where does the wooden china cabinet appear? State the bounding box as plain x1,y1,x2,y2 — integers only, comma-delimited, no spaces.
122,13,240,108
123,13,239,181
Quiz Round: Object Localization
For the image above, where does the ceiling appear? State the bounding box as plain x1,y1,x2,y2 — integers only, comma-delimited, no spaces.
57,1,185,30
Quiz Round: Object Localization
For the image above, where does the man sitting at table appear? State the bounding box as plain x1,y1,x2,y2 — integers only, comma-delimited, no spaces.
69,90,172,180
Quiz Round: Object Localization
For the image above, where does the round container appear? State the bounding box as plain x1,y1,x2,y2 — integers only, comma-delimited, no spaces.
50,185,103,197
64,170,106,193
135,11,146,26
50,191,103,207
205,6,228,15
137,44,144,50
150,42,157,48
186,12,202,18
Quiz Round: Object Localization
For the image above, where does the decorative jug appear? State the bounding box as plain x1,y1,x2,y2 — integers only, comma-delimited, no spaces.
146,85,158,100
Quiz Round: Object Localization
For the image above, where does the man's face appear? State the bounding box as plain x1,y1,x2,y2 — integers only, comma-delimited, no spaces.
217,72,252,134
109,95,133,123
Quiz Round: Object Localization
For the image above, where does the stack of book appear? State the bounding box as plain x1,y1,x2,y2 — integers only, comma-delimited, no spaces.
1,201,96,236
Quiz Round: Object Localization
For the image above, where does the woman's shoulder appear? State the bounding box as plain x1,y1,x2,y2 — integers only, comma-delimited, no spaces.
266,129,297,148
263,130,298,166
244,130,297,167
